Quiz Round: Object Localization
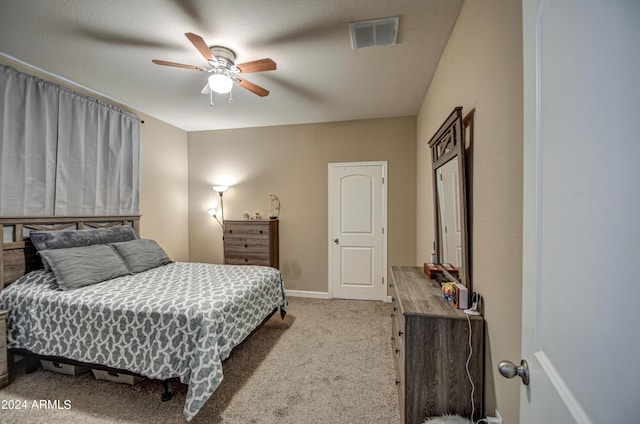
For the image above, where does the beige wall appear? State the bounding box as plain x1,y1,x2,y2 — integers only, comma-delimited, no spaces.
188,117,416,293
416,1,523,422
138,112,189,261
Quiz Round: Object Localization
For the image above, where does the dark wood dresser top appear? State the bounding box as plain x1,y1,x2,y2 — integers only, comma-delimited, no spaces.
390,265,482,320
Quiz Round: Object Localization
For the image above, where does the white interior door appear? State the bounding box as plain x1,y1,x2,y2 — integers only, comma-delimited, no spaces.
329,162,386,301
519,1,640,422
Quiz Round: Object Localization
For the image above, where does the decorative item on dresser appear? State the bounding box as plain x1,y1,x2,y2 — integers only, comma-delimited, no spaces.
390,266,484,424
268,194,280,219
223,220,279,269
0,309,7,388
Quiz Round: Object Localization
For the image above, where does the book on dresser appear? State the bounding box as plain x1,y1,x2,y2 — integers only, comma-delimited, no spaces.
223,220,279,269
390,265,484,424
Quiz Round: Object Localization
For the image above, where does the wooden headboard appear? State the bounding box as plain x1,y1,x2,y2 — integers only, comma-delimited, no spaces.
0,216,140,288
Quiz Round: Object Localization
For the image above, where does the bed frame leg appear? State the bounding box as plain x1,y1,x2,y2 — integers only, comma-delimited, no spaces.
23,355,41,374
161,380,173,402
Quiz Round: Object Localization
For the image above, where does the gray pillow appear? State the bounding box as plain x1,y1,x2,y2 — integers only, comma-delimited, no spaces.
30,226,139,271
110,239,172,273
38,245,130,291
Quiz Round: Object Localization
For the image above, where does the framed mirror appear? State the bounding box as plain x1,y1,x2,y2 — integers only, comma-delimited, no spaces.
428,107,472,292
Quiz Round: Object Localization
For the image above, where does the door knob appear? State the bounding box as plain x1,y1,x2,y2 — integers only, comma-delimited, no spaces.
498,359,530,386
334,238,339,244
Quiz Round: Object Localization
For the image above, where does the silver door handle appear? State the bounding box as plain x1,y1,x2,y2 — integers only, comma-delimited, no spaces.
333,238,339,244
498,359,530,385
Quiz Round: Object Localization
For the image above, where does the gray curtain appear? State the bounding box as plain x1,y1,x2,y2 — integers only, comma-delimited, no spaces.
0,65,139,216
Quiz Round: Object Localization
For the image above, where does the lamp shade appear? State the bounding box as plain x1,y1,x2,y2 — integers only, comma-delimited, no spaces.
208,74,233,94
212,185,229,193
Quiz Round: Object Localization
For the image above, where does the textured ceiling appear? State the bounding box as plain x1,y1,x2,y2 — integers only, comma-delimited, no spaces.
0,0,463,131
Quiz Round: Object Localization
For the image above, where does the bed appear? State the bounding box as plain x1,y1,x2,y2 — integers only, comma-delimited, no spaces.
0,216,287,421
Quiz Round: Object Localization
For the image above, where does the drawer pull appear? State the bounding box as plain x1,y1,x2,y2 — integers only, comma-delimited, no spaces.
395,348,400,354
229,230,233,234
244,244,248,248
391,313,395,317
393,306,397,311
398,331,403,337
395,380,401,385
260,230,263,234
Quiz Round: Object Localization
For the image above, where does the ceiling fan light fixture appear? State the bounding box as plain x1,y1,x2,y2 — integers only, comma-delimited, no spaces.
153,34,273,99
208,73,233,94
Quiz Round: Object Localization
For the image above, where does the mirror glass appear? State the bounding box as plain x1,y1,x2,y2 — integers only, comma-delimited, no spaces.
429,107,471,292
436,157,462,268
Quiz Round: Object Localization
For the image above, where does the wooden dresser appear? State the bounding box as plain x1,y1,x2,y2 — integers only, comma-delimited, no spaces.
390,266,483,423
0,309,8,388
223,220,279,268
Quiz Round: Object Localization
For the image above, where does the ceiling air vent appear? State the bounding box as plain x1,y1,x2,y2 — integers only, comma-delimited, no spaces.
349,16,399,49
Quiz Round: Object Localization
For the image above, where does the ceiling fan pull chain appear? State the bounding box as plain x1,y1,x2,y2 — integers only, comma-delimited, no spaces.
210,89,214,107
228,90,233,103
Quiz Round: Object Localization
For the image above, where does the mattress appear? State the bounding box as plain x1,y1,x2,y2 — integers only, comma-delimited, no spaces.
0,262,287,421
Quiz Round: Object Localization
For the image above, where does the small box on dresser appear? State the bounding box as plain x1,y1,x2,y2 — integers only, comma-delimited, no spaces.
0,310,8,388
390,266,484,424
223,220,279,269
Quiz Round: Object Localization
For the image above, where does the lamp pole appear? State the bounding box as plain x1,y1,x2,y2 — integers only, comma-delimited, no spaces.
211,185,229,230
218,190,224,229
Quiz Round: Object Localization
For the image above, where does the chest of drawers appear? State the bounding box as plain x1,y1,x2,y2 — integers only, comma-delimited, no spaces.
390,266,483,423
223,220,279,268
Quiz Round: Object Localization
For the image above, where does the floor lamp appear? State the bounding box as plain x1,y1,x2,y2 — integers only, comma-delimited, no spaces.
208,185,229,230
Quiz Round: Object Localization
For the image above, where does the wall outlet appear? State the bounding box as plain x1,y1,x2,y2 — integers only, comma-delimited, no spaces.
485,409,503,424
494,408,503,424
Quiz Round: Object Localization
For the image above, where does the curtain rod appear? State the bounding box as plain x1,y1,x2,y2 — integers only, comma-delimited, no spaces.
0,52,140,120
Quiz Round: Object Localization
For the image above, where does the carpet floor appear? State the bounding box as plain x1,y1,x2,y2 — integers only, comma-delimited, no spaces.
0,297,400,423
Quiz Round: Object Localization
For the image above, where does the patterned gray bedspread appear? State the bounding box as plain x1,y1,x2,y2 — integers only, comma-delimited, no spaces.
0,262,287,421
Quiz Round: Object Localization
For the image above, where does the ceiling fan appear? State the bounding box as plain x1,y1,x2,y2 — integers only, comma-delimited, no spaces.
152,32,276,100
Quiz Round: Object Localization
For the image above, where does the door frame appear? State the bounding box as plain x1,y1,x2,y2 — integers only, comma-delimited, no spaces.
327,161,388,301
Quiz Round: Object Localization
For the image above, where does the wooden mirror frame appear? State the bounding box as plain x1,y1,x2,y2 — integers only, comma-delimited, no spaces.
428,107,471,292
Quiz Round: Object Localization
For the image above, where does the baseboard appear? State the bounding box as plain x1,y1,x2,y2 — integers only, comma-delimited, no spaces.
285,291,391,302
285,290,330,299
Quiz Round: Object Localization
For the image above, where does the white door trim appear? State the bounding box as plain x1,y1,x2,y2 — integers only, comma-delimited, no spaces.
327,161,388,301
